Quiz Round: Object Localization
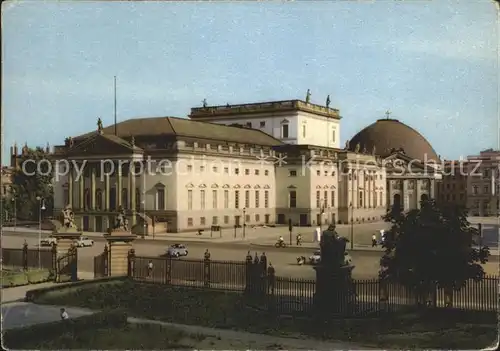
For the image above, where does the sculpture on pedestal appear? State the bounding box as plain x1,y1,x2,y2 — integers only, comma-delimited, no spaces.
113,207,129,232
62,205,77,229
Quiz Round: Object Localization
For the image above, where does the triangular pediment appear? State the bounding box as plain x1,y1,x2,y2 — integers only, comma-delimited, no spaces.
186,183,194,188
263,184,270,189
244,184,251,189
199,183,207,188
254,185,261,189
222,184,230,189
234,184,241,189
323,185,329,189
383,153,430,174
67,133,142,156
211,183,219,188
316,185,322,189
154,182,166,188
330,185,336,189
287,185,297,189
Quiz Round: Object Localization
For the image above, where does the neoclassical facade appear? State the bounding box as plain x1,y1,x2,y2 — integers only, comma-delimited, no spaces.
50,99,441,233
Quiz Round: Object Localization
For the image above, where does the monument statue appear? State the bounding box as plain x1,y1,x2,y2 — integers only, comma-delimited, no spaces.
202,99,208,108
345,139,350,150
97,118,103,133
362,146,367,154
320,224,348,267
62,205,77,229
114,207,129,232
372,145,376,155
326,95,331,108
305,89,311,103
354,143,361,153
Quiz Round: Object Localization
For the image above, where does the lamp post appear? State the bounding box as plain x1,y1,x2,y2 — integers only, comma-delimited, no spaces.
242,208,246,239
11,196,16,231
36,196,46,269
349,202,354,250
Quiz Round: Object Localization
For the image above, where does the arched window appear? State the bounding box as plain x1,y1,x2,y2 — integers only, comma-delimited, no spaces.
122,188,128,209
135,188,141,210
96,189,103,210
109,188,116,210
85,189,90,209
393,194,401,211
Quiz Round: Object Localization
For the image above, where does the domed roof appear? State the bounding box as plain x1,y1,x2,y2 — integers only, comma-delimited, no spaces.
348,119,439,161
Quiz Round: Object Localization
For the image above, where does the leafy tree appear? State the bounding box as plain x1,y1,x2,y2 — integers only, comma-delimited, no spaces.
10,147,54,221
380,198,489,303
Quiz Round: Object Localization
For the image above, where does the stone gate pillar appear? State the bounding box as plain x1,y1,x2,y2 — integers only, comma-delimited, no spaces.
104,230,136,276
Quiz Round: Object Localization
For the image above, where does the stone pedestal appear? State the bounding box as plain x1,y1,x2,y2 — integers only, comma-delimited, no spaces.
104,230,136,277
314,264,356,317
52,227,82,257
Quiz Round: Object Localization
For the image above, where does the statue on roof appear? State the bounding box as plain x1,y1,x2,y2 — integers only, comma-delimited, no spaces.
305,89,311,103
45,142,50,153
354,143,361,153
326,95,331,108
372,145,376,156
22,143,29,155
362,146,367,154
130,136,135,146
344,139,350,150
202,99,208,108
97,118,103,134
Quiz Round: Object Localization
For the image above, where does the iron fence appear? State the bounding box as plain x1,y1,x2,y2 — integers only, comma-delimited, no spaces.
2,247,53,271
128,254,499,314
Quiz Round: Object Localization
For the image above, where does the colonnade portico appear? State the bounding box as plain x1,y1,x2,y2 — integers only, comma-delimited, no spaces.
388,177,435,211
66,159,139,231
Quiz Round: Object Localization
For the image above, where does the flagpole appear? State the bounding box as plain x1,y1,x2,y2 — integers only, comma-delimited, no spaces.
114,76,117,136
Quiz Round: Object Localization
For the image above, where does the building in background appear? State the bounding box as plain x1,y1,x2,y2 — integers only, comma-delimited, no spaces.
437,160,468,208
466,149,500,216
1,166,13,198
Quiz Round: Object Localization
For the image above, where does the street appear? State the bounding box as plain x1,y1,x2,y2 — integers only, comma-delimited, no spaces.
2,230,498,279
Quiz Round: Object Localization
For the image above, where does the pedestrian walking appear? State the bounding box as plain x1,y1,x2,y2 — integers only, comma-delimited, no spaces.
60,308,69,321
372,234,377,247
147,260,153,278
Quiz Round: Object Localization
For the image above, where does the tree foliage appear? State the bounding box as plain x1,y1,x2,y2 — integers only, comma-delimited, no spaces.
380,199,489,292
10,147,54,220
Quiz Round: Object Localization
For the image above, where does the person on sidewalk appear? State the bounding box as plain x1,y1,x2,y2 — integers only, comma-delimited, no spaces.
147,260,153,278
60,308,69,321
372,234,377,247
296,233,302,246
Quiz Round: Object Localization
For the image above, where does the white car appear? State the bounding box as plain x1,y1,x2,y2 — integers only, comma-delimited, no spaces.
74,237,94,247
309,250,321,265
40,237,57,247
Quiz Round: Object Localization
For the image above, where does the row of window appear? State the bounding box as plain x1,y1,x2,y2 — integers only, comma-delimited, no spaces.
187,189,270,210
473,200,500,209
187,214,271,227
186,165,269,176
64,188,167,210
288,169,384,178
471,185,499,195
313,190,384,209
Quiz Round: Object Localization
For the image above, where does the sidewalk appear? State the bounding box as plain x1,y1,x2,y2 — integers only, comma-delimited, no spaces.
250,239,384,252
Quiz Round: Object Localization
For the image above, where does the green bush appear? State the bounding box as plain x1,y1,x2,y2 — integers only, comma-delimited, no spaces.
1,269,53,288
3,310,128,349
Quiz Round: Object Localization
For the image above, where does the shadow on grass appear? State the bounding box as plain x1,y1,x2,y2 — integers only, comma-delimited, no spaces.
32,279,498,349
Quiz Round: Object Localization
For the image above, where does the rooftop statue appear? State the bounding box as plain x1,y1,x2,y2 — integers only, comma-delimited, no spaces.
354,143,361,153
97,118,103,133
326,95,331,108
305,89,311,103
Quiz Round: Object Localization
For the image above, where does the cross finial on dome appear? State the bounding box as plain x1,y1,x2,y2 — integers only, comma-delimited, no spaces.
385,110,392,119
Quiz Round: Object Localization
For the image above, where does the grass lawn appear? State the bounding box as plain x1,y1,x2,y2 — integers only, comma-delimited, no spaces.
1,268,52,288
34,279,498,349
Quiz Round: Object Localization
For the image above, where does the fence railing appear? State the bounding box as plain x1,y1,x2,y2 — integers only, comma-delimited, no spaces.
2,246,53,271
128,254,499,314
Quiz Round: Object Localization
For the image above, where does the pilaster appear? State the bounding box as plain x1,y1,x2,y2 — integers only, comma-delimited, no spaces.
117,162,122,208
130,173,136,226
104,168,110,211
78,163,84,209
91,165,96,209
416,179,422,209
104,231,136,277
68,163,74,207
403,180,409,211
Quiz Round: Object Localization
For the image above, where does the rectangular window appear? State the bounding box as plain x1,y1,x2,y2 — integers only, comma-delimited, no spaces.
187,165,193,172
200,166,205,172
379,192,383,207
224,167,229,174
157,189,165,210
245,169,250,175
212,166,218,173
289,191,297,208
224,216,229,224
484,186,489,194
324,191,328,208
302,125,306,138
260,121,266,128
224,190,229,208
282,124,289,138
200,217,206,225
255,169,260,176
212,216,218,225
187,190,193,210
212,190,217,209
200,190,205,210
245,190,250,208
187,217,193,227
316,191,321,208
332,129,336,142
473,185,478,195
255,190,260,208
264,191,269,208
289,170,297,177
331,191,335,207
246,122,252,128
359,191,363,207
373,191,377,207
235,190,240,209
264,170,269,176
235,168,240,175
245,214,250,222
255,214,260,222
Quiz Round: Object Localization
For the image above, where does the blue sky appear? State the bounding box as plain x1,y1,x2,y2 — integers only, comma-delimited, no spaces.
2,0,498,164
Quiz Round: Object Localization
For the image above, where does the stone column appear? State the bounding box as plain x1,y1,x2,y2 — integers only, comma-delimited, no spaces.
403,180,409,211
130,171,137,226
91,165,96,209
117,162,122,208
78,163,85,210
104,232,136,276
68,163,74,207
430,179,436,199
104,165,110,211
416,179,422,209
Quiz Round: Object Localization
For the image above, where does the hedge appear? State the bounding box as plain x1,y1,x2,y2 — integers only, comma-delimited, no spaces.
3,310,128,348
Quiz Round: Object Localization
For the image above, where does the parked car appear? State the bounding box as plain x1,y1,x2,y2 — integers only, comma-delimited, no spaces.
40,236,57,247
74,237,94,247
309,250,321,265
166,244,188,257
